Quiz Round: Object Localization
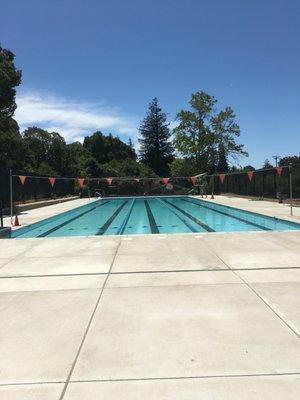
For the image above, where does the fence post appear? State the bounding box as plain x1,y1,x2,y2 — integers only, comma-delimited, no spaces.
0,200,3,228
10,169,13,226
289,163,293,216
211,176,215,199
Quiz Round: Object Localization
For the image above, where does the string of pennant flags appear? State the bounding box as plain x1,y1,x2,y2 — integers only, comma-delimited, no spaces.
14,165,288,188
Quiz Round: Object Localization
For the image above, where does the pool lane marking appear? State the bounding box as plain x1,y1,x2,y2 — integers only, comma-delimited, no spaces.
96,200,129,235
162,199,215,232
155,198,198,233
13,200,102,238
117,199,136,235
144,200,159,233
36,200,111,238
182,198,271,231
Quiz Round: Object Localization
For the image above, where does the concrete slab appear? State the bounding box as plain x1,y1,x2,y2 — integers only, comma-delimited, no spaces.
251,282,300,335
107,270,241,288
0,289,99,384
0,383,63,400
0,238,42,258
203,232,300,269
115,235,226,272
112,251,226,272
23,237,120,258
65,375,300,400
0,255,113,277
0,274,107,292
259,231,300,251
236,269,300,284
72,284,300,381
118,235,211,255
0,258,10,268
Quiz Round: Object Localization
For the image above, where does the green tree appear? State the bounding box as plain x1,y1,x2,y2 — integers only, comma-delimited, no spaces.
23,127,68,175
0,45,29,170
138,98,174,176
101,158,156,178
243,165,255,171
0,46,22,130
83,131,136,164
211,107,247,172
279,155,300,166
173,92,247,173
127,138,136,160
169,158,199,177
216,143,229,172
65,142,89,176
262,159,273,169
173,91,216,172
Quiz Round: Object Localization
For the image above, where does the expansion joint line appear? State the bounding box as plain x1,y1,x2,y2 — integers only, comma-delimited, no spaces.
58,240,122,400
203,241,300,339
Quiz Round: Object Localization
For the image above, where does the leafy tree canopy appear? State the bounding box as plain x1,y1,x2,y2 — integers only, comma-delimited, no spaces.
279,155,300,166
174,91,248,175
83,131,136,164
169,158,199,177
0,46,22,131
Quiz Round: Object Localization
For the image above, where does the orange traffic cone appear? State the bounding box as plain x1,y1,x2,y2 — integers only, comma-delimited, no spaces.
13,215,21,227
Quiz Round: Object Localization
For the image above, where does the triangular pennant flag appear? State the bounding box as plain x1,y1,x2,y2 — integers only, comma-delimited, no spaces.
134,178,140,183
219,174,226,184
49,177,56,187
18,175,27,185
77,178,85,188
162,177,169,185
107,177,113,185
190,176,197,186
247,170,254,181
276,167,283,176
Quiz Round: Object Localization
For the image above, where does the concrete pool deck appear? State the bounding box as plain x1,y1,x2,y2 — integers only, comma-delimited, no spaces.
0,196,300,399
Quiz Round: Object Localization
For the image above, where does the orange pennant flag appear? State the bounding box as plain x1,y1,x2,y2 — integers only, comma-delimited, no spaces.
190,176,197,186
219,174,226,184
77,178,85,188
19,175,27,185
247,171,254,181
49,177,56,187
276,167,283,176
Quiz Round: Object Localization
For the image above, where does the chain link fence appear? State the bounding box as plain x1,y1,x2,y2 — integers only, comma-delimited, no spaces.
204,164,300,200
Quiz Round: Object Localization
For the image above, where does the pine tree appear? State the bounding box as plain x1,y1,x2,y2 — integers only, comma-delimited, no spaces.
127,138,137,160
138,98,174,176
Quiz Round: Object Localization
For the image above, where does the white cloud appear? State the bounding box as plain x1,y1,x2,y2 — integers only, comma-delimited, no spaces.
15,91,139,143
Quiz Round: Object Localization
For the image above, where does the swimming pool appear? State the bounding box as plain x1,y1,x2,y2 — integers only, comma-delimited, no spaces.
12,196,300,238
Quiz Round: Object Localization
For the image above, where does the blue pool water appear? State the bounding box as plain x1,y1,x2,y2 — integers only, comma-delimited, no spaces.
12,196,300,238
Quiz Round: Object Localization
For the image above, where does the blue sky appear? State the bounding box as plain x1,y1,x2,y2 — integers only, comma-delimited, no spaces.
1,0,300,167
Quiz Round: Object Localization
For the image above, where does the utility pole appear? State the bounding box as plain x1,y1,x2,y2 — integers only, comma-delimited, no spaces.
272,155,281,167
